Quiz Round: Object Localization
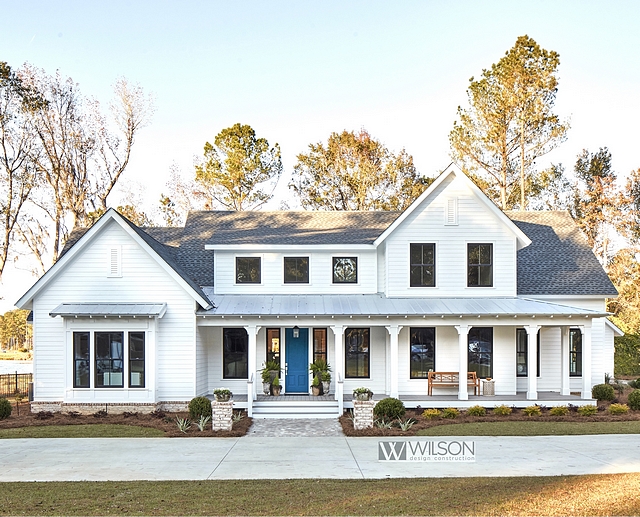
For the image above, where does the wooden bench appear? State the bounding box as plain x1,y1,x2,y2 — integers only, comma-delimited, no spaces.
427,371,480,396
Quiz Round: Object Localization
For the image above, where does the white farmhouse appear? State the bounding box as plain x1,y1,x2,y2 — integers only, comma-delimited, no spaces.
16,165,620,417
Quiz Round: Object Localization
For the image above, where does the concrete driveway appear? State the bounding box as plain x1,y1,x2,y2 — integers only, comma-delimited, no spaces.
1,434,639,481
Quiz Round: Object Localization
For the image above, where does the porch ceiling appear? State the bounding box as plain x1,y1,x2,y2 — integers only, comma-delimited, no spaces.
196,293,607,318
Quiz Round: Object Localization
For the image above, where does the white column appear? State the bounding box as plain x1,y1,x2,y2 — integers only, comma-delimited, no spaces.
581,324,592,399
560,326,570,396
455,325,470,400
245,325,260,401
386,325,402,399
330,326,345,414
526,325,540,400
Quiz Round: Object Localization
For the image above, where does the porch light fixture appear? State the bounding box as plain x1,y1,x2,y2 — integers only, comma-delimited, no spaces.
293,325,300,338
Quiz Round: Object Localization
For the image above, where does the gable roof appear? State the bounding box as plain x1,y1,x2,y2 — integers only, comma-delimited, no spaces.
507,210,618,297
15,209,213,310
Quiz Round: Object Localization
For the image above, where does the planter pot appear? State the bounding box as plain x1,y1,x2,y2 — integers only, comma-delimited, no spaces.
311,386,321,396
322,381,330,394
354,393,372,401
215,394,231,402
272,386,282,396
262,382,271,395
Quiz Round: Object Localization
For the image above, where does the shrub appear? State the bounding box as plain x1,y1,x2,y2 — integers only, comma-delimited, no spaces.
466,405,486,417
493,405,512,416
374,398,405,421
591,383,615,401
523,405,542,417
608,403,630,415
549,406,569,416
0,398,12,419
422,408,441,420
188,396,212,419
628,389,640,411
629,378,640,390
577,405,598,416
441,407,459,419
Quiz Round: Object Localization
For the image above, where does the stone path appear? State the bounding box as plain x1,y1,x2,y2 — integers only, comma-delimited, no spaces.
247,418,344,437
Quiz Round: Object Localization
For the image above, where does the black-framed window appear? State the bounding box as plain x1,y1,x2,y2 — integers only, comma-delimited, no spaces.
129,332,145,388
410,327,435,379
223,328,248,379
266,328,280,366
468,327,493,378
468,243,493,287
284,257,309,283
333,257,357,283
95,332,124,388
410,243,435,287
570,328,582,377
516,328,540,377
236,257,261,284
313,328,327,363
73,332,90,388
345,328,369,378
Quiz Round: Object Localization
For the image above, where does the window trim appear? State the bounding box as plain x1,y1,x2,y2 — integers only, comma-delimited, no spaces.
73,332,90,388
283,256,310,284
409,327,436,379
344,328,370,379
128,332,146,388
468,327,493,379
467,243,493,287
516,328,541,378
235,256,262,284
569,328,582,377
409,243,436,288
332,257,358,284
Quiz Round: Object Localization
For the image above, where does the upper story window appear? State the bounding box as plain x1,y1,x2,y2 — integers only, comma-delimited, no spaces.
333,257,357,283
284,257,309,283
410,243,435,287
236,257,261,284
467,243,493,287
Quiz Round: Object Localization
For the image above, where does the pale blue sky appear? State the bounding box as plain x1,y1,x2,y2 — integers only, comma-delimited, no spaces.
1,0,639,309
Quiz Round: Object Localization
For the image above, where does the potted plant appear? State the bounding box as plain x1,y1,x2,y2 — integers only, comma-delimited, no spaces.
261,368,271,395
321,370,331,394
261,360,282,395
353,387,373,401
311,375,321,396
310,359,331,395
271,376,282,396
213,388,233,402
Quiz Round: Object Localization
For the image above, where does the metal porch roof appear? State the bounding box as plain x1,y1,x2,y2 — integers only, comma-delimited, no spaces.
50,303,168,318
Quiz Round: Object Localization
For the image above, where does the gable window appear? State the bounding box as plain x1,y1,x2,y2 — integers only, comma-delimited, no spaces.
333,257,357,283
468,243,493,287
236,257,261,284
410,327,435,379
313,328,327,363
266,328,280,366
516,328,540,377
73,332,90,388
128,332,145,388
410,243,435,287
223,328,248,379
468,327,493,378
569,328,582,377
284,257,309,283
345,328,369,378
95,332,124,387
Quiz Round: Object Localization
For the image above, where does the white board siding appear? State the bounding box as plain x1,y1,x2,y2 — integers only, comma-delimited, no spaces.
385,175,517,297
214,250,378,295
196,326,208,396
31,220,197,403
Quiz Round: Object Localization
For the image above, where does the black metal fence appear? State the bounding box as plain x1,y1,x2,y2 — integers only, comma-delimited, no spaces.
0,372,33,397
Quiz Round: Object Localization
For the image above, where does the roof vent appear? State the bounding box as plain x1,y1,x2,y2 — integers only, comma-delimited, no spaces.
108,246,122,277
445,197,458,225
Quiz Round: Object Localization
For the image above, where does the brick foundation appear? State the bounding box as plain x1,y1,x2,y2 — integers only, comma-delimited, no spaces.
353,400,375,429
30,401,188,414
212,400,233,431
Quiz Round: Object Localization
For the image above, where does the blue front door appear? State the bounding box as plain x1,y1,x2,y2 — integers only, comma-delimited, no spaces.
285,328,309,393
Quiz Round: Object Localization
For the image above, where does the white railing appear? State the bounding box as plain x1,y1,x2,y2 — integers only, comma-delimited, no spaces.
247,373,254,417
336,372,344,416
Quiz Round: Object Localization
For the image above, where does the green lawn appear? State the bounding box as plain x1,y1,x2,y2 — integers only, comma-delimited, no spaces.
0,424,165,439
0,476,639,515
417,420,640,436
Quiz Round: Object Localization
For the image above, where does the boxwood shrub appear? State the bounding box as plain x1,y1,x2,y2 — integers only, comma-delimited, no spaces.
0,398,11,419
591,383,615,401
188,396,212,419
373,398,405,421
628,389,640,411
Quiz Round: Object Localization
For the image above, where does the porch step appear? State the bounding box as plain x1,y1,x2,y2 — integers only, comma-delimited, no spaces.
251,399,340,419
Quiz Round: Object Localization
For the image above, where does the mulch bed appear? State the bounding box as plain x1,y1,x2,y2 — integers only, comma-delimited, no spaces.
0,403,252,437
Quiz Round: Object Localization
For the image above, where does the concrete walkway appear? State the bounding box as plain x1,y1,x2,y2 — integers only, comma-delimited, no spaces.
1,434,639,481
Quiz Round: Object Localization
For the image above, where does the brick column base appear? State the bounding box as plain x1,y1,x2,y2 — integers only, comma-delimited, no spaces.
353,400,375,429
212,400,234,431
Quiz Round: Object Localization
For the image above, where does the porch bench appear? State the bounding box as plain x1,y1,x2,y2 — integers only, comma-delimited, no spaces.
427,371,480,396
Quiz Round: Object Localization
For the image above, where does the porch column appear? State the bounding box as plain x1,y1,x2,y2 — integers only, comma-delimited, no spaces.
455,325,470,400
386,325,402,399
580,324,592,399
526,325,540,400
560,326,571,396
245,325,260,401
330,325,345,415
